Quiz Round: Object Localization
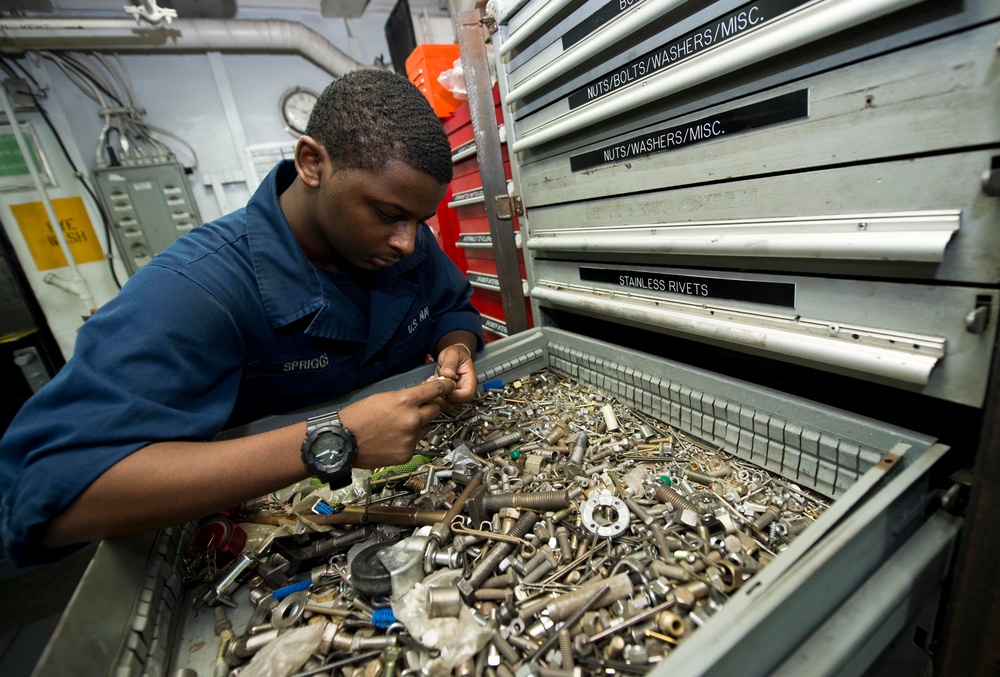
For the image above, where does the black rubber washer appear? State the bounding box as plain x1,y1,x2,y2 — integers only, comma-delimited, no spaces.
350,542,394,598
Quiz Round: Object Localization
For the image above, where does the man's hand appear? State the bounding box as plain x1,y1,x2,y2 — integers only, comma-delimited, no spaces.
436,342,477,405
338,377,456,468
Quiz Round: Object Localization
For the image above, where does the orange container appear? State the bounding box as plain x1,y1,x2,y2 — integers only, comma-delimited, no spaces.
406,44,463,119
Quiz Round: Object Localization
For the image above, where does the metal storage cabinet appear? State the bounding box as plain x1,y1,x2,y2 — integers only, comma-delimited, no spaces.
30,1,997,675
483,0,997,673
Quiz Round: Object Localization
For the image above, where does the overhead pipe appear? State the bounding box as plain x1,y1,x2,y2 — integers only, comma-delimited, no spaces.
0,18,366,77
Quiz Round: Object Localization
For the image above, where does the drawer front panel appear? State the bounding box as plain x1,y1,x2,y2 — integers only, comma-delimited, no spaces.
530,260,998,407
523,151,1000,284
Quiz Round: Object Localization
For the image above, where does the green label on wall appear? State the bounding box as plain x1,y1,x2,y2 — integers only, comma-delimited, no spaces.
0,132,42,178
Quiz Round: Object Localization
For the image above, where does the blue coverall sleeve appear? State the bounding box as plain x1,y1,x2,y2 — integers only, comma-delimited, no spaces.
0,266,245,566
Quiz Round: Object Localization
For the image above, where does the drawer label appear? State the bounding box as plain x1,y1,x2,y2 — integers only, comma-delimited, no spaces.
482,316,509,336
579,267,796,307
568,0,811,110
458,233,494,246
563,0,648,50
468,271,501,290
569,89,807,171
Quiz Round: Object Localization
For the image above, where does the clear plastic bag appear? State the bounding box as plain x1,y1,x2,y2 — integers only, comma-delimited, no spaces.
437,59,468,100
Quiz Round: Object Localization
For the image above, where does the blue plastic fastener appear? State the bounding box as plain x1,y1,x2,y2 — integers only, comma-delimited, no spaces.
482,379,504,391
371,607,396,628
313,500,335,515
272,578,311,601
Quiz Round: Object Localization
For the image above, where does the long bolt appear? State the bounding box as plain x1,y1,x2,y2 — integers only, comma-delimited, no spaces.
472,431,523,456
558,628,574,669
653,485,699,513
458,511,539,603
482,489,578,513
491,630,521,666
530,585,610,663
649,522,671,559
545,574,633,622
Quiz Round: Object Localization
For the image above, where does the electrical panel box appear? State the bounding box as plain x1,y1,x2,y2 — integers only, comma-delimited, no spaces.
93,162,201,275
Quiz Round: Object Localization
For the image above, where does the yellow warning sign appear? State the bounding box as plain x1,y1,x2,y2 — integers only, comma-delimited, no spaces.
11,197,104,271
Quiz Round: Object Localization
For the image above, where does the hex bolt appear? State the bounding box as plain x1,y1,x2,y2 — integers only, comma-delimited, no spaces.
472,431,523,456
458,511,539,603
653,485,700,513
684,469,715,486
555,527,573,563
565,431,588,474
752,505,782,533
648,522,671,559
520,548,550,576
475,588,515,602
544,419,569,445
623,496,654,525
500,507,522,534
521,551,557,584
224,628,279,666
648,560,691,582
492,630,522,666
483,570,519,588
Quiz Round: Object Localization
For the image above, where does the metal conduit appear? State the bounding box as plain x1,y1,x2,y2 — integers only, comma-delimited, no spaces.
0,18,365,77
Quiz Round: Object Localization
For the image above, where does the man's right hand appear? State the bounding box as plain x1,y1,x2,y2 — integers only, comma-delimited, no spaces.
337,377,456,469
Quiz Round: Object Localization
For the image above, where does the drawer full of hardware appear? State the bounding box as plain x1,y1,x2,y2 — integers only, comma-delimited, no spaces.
37,328,956,677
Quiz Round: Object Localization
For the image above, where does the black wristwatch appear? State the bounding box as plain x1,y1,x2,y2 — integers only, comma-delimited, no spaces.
301,411,357,485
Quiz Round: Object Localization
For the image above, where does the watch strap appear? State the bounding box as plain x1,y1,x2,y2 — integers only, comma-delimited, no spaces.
301,410,356,486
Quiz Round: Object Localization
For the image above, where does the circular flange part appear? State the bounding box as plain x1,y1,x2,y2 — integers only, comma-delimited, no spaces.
271,591,308,629
580,495,631,538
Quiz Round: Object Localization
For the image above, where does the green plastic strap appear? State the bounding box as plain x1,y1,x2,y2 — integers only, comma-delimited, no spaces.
371,454,432,481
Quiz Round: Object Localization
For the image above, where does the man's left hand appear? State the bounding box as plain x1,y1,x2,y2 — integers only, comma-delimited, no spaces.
436,342,477,405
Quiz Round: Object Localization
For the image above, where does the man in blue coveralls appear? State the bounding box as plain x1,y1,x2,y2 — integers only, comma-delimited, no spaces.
0,69,483,566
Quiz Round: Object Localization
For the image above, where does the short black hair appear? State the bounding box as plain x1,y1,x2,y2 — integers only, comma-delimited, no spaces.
305,69,453,185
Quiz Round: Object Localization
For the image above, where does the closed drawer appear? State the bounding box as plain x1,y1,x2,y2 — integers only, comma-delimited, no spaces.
524,150,1000,285
529,259,998,407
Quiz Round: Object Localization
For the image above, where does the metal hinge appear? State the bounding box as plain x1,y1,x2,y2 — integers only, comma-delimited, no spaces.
494,195,523,220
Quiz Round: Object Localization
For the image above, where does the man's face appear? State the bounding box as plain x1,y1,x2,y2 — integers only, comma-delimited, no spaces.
314,159,447,272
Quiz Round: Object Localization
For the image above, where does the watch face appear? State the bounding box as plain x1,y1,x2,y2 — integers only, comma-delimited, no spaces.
280,88,318,135
312,430,347,471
